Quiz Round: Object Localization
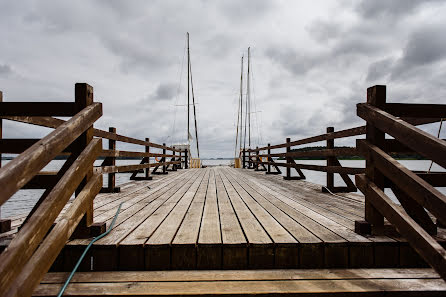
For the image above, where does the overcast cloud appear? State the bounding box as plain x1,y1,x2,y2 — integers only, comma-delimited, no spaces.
1,0,445,157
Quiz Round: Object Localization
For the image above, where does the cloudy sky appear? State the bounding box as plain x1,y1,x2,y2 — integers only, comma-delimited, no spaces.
1,0,445,158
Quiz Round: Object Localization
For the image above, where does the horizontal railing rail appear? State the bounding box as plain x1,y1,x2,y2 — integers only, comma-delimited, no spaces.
0,83,106,296
353,85,446,280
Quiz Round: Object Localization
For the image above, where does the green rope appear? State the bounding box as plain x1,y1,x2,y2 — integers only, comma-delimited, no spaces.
57,202,123,297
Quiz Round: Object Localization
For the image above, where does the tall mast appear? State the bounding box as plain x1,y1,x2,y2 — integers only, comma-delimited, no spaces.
239,55,244,154
235,56,243,158
187,32,190,145
189,46,200,158
247,47,251,148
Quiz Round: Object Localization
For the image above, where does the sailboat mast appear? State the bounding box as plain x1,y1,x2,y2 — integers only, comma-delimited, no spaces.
247,47,251,148
235,56,243,158
239,56,244,154
189,50,200,158
187,32,190,145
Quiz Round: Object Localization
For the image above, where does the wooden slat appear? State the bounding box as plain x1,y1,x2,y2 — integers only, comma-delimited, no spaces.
98,161,181,174
360,141,446,226
0,138,102,294
34,268,446,296
197,169,222,268
357,103,446,169
356,174,446,280
0,102,77,116
6,173,102,297
171,170,210,269
252,160,364,175
258,147,360,158
0,102,102,206
145,170,206,269
385,103,446,118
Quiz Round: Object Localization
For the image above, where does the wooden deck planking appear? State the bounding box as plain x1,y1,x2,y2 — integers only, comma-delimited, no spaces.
35,269,446,296
4,166,442,271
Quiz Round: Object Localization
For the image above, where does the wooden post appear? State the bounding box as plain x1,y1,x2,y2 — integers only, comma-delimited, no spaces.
355,85,386,235
326,127,335,191
73,83,105,238
171,146,177,171
242,150,246,168
162,143,167,174
0,91,11,233
184,149,188,169
286,138,291,179
248,150,252,169
267,143,271,174
145,138,151,179
108,127,117,192
255,147,259,171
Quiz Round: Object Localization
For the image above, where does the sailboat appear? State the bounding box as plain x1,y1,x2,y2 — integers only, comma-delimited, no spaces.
174,32,201,168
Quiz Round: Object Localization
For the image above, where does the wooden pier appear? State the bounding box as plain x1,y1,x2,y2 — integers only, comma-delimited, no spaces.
42,166,444,271
0,83,445,296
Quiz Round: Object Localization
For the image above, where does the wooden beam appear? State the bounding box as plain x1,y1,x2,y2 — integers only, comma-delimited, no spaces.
250,160,364,174
98,161,181,174
355,174,446,280
359,141,446,226
5,173,102,297
0,102,102,206
0,102,77,116
385,103,446,118
258,147,360,158
357,103,446,169
0,139,101,294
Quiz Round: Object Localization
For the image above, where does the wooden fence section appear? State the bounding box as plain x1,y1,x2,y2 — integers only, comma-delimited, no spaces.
243,84,446,280
244,125,366,193
0,83,188,296
355,85,446,280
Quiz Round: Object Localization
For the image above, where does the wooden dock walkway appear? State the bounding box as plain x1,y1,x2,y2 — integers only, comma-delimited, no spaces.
41,166,443,272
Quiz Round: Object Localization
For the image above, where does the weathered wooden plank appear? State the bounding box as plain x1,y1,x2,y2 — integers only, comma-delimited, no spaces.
219,170,273,268
214,170,247,269
197,169,222,268
171,170,210,269
385,103,446,118
145,169,206,270
34,276,446,296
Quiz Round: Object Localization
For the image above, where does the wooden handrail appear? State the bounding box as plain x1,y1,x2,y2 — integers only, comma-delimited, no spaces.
357,103,446,169
0,138,102,294
0,103,102,206
2,115,181,152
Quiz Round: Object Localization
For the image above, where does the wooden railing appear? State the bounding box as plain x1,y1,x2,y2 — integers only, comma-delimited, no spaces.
0,83,188,296
0,83,104,296
354,85,446,280
243,84,446,280
244,125,366,193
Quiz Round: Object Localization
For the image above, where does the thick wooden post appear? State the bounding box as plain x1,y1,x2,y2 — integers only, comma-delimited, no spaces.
267,143,271,173
108,127,117,192
326,127,335,191
171,146,177,171
184,149,188,169
242,150,246,168
0,91,11,233
73,83,105,237
255,147,259,171
162,143,167,174
286,138,291,179
355,85,386,235
145,138,151,179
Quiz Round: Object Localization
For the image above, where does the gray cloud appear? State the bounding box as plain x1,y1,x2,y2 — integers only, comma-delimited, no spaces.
150,83,178,101
0,64,13,76
355,0,441,18
366,58,395,82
